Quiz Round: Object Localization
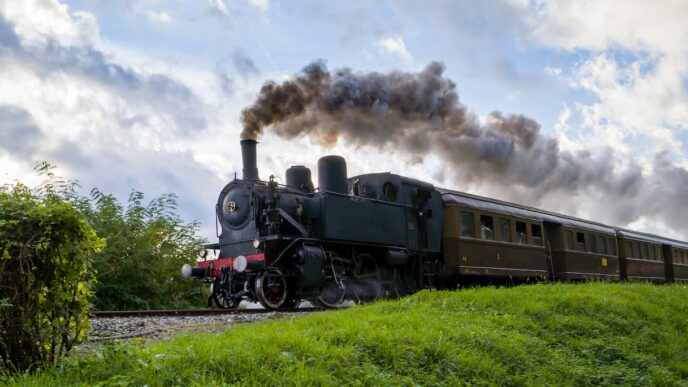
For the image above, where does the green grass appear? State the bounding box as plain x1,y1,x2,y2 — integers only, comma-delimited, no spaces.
3,283,688,386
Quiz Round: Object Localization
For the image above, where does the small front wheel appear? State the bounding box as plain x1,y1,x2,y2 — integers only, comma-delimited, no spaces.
210,277,241,309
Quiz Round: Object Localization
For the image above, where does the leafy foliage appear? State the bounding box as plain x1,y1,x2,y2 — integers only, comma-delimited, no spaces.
77,189,206,310
0,165,103,371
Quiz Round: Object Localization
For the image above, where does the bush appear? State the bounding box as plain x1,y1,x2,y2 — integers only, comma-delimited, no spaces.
0,182,103,371
79,189,207,310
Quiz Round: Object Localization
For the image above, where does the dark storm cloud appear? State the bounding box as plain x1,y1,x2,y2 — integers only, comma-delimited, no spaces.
0,105,42,157
240,61,688,238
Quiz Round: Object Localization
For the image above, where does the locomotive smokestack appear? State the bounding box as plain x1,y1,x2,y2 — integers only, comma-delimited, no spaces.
240,139,259,181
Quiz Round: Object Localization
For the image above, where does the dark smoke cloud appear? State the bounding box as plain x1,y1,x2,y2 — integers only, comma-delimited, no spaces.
240,61,588,190
241,61,687,238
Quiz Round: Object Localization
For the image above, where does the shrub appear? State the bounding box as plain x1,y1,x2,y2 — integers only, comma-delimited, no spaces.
79,189,206,310
0,182,103,371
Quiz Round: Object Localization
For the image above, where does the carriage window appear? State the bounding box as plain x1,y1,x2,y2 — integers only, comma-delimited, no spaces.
480,215,494,240
516,221,527,244
460,212,475,238
383,182,397,202
576,232,585,251
633,243,640,259
626,241,633,257
648,245,655,260
655,246,661,261
499,218,512,242
609,238,617,255
598,236,607,254
531,224,543,246
641,244,649,260
588,234,597,253
565,230,574,250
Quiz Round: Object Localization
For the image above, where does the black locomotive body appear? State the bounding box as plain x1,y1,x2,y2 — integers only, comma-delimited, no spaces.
182,140,688,309
183,140,444,308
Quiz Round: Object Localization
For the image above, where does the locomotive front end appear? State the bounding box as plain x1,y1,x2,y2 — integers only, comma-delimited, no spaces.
181,139,316,309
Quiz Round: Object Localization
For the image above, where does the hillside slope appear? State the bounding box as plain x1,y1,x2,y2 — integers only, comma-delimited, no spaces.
4,283,688,386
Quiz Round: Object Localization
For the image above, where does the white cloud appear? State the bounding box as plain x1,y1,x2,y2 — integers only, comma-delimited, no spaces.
144,10,172,24
0,0,99,48
377,35,413,64
248,0,269,11
208,0,229,16
529,0,688,154
531,0,688,54
520,0,688,238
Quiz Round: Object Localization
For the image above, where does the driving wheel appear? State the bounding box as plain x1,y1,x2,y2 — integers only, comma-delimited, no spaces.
349,253,382,303
255,270,288,309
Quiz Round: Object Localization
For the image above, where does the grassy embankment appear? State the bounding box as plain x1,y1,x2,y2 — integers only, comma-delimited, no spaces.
3,282,687,386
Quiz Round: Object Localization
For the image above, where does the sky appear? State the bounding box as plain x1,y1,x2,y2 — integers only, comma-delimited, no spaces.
0,0,687,242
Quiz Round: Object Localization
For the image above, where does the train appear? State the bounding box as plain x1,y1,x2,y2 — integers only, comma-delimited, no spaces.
181,139,688,309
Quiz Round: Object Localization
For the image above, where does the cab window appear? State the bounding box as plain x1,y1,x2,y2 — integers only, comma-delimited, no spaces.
460,211,475,238
383,182,396,202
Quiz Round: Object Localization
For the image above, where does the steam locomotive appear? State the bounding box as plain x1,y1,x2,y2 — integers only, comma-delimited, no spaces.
181,140,688,309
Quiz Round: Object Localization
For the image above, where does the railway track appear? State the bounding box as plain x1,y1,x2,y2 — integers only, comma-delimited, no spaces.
91,307,321,318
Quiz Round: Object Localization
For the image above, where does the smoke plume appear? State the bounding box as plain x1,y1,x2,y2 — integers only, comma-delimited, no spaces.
241,62,688,238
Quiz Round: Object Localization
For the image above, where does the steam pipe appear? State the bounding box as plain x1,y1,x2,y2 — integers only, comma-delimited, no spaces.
241,139,259,181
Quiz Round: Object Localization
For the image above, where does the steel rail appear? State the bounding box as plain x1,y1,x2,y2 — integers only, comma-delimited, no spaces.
91,307,322,318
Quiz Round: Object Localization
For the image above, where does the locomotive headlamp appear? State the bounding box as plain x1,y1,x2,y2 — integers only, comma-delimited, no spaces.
233,255,248,273
253,239,261,249
181,264,192,279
